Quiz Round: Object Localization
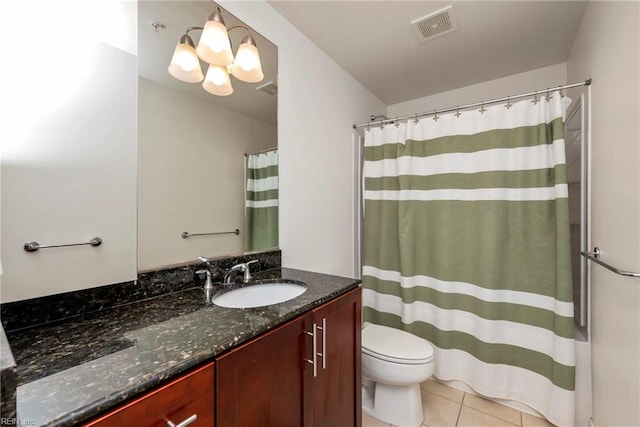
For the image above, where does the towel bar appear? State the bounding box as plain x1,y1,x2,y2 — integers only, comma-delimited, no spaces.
24,237,103,252
580,247,640,278
181,229,240,239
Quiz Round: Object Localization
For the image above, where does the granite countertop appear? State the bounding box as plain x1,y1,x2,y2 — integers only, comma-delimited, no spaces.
4,268,360,426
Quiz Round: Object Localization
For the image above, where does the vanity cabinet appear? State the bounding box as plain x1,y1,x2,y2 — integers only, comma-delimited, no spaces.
83,362,214,427
216,287,361,427
304,287,362,427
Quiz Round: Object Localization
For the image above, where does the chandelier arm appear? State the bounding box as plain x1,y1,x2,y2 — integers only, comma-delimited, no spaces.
185,26,204,35
226,25,251,36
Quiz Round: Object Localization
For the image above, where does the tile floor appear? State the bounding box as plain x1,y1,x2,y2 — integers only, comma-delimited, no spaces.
363,379,556,427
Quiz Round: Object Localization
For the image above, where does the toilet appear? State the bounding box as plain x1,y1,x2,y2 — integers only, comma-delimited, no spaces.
361,324,435,427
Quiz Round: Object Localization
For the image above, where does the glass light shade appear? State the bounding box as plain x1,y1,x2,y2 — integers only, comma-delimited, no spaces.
168,42,203,83
202,65,233,96
230,41,264,83
196,20,234,66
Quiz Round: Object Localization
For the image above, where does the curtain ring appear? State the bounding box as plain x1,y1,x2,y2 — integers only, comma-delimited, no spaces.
531,91,539,105
413,114,419,125
545,89,552,102
380,119,385,130
505,96,512,110
394,117,400,128
558,85,566,98
432,110,439,121
366,122,371,132
455,107,461,118
479,103,486,114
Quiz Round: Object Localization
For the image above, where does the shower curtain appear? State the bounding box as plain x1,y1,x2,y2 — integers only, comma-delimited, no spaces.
362,92,575,426
245,149,278,251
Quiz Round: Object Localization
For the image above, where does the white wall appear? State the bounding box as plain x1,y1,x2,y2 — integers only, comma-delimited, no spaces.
220,1,385,279
138,78,276,271
0,2,138,303
567,2,640,426
387,62,567,117
0,43,137,302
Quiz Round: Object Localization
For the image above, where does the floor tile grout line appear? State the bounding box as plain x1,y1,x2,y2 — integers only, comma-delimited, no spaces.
454,392,464,426
422,388,524,427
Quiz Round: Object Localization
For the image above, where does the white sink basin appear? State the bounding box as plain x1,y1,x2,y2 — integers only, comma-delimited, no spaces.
212,281,307,308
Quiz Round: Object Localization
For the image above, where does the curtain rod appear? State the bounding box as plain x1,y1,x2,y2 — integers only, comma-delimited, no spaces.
245,146,277,156
353,79,591,130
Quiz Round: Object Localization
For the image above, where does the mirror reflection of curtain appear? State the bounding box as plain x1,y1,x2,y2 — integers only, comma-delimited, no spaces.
245,149,279,251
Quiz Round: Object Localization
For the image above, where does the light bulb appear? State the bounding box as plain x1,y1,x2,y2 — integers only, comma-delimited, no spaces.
174,46,199,72
168,37,204,83
196,10,234,66
230,35,263,83
202,65,233,96
208,66,228,86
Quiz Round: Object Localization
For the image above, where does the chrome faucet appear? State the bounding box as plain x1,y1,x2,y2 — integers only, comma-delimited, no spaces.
196,256,214,291
223,260,259,285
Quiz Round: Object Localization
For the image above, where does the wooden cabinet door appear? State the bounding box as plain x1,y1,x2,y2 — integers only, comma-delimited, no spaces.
84,362,214,427
216,314,310,427
308,287,362,427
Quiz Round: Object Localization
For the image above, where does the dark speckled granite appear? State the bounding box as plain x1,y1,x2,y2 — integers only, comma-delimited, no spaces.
1,250,281,332
1,325,17,421
5,267,359,426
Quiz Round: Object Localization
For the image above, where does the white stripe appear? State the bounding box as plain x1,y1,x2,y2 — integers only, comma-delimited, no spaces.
363,289,575,366
246,199,278,208
364,91,567,148
364,184,568,202
430,348,575,427
363,266,574,317
364,140,566,178
247,151,278,168
247,176,278,192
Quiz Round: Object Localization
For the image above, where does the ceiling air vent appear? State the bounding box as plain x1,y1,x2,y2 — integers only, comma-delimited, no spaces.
411,5,457,43
256,80,278,97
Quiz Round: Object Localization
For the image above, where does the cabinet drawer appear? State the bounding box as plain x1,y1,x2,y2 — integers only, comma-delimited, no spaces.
84,362,214,427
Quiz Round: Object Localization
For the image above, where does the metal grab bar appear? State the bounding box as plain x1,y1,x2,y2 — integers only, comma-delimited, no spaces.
24,237,102,252
581,248,640,278
181,229,240,239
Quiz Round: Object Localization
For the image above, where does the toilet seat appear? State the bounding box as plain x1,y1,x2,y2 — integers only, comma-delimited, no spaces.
362,324,434,365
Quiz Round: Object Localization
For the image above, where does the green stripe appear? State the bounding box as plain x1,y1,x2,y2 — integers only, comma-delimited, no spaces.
365,166,567,191
363,199,572,300
363,276,574,338
245,206,279,251
365,118,565,161
246,189,279,202
247,164,279,180
363,307,575,391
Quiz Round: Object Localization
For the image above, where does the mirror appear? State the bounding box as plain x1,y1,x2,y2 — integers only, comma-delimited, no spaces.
137,1,278,271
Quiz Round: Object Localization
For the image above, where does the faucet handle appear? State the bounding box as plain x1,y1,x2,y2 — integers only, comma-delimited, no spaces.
196,269,214,290
243,260,259,283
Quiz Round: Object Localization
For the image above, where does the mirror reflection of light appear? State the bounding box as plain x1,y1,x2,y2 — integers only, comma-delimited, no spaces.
0,0,134,162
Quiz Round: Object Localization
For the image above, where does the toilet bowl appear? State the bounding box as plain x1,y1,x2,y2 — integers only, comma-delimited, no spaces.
361,324,435,427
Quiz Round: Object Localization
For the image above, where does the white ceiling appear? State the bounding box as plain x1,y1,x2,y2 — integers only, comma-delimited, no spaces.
268,0,587,105
138,1,278,124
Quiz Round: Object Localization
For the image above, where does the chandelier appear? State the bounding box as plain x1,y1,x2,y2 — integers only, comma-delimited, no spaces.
168,6,264,96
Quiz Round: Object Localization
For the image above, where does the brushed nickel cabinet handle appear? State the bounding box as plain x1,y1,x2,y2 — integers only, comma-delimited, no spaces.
316,318,327,370
303,326,318,377
167,414,197,427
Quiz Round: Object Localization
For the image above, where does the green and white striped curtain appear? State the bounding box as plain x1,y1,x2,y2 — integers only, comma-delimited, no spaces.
245,149,279,252
363,92,575,426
